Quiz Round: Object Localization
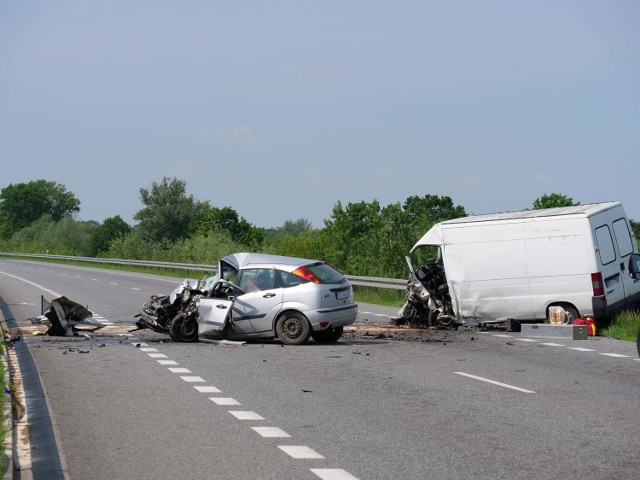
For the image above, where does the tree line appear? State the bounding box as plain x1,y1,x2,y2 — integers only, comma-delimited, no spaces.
1,179,638,279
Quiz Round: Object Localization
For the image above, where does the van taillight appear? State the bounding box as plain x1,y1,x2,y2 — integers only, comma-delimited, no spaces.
591,272,604,296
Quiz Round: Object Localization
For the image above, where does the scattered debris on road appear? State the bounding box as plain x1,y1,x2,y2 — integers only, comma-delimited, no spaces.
28,295,104,336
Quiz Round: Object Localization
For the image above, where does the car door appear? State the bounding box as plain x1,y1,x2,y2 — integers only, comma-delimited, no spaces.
232,268,283,334
197,296,234,338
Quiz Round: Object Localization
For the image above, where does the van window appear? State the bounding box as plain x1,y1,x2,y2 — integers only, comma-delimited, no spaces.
612,218,633,257
595,225,616,265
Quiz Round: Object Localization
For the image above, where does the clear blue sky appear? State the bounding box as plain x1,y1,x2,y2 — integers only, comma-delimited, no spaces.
2,1,638,228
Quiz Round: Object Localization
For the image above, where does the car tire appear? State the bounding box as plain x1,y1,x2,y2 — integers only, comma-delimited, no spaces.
311,326,343,344
168,312,199,342
275,312,311,345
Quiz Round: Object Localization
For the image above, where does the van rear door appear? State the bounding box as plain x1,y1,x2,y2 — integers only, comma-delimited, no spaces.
594,223,626,313
611,217,639,306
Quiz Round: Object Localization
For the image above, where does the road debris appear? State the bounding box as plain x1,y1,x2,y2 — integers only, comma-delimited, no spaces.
28,295,104,336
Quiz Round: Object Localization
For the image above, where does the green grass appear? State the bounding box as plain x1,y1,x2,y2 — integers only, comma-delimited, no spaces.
352,286,406,308
599,309,640,341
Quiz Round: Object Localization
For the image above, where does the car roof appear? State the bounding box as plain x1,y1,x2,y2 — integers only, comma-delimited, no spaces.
222,252,321,270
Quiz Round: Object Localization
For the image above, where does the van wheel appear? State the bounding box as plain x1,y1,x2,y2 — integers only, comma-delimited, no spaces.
276,312,311,345
562,306,580,324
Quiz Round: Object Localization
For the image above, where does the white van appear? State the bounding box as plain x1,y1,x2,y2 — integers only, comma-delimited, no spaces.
410,202,640,327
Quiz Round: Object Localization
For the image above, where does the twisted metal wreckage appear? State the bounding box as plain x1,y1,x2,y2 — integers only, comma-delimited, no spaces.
30,295,104,336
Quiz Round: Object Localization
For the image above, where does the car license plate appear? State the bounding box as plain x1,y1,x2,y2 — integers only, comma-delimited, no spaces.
335,290,349,300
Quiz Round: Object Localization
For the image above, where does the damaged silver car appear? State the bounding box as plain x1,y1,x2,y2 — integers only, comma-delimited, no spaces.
137,253,358,345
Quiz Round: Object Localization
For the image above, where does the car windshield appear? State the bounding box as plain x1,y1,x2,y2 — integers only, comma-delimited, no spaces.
201,272,219,292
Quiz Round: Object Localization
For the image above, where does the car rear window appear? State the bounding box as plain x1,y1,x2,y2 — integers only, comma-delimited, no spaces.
305,263,346,284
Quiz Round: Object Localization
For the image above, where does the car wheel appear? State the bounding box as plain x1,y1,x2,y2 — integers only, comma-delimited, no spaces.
311,326,343,344
275,312,311,345
168,312,199,342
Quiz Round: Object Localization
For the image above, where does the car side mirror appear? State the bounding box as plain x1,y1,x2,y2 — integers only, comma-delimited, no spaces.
629,253,640,280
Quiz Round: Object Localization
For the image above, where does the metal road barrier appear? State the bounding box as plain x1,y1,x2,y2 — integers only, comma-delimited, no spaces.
0,252,408,290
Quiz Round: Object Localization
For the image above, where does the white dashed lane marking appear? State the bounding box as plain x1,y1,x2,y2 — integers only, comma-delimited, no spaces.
494,333,637,362
252,427,291,438
455,372,536,394
131,340,360,478
229,410,264,420
278,445,324,459
194,385,221,393
168,368,192,374
209,397,241,406
311,469,361,480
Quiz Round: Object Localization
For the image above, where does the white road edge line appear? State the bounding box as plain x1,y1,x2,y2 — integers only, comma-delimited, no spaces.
454,372,536,394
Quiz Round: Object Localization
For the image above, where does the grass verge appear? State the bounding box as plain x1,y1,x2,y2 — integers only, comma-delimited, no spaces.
353,286,406,308
599,309,640,341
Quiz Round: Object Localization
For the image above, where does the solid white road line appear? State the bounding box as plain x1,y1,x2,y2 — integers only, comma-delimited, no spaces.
454,372,535,394
278,446,324,459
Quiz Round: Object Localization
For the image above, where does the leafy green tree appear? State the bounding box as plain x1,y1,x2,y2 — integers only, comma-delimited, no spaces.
190,205,264,247
630,219,640,248
89,216,132,256
532,193,579,210
319,195,466,277
134,177,207,244
6,215,97,255
0,180,80,239
281,218,312,237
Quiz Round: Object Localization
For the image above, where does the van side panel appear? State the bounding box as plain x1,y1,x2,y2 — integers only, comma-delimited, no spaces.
524,218,595,320
443,222,534,321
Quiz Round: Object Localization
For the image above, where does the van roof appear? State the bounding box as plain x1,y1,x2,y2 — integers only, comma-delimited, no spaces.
411,201,623,251
440,201,621,225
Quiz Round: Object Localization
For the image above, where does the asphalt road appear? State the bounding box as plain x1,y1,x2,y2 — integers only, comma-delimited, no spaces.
1,259,639,480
